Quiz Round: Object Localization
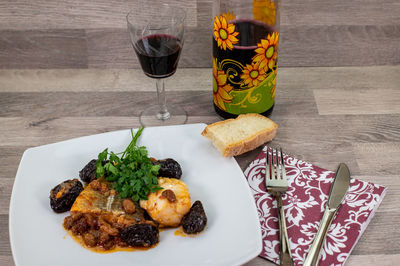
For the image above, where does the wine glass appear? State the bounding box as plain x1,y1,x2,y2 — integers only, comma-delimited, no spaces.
127,2,187,126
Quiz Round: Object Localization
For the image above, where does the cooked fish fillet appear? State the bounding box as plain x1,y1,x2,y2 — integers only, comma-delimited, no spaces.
70,179,144,223
64,179,159,250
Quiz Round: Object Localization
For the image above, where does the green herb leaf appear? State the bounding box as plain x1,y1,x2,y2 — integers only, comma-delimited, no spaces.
95,127,161,202
96,148,108,177
107,163,119,175
98,148,108,162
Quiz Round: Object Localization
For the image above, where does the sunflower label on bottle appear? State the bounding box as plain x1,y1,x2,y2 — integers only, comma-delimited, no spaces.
212,0,279,118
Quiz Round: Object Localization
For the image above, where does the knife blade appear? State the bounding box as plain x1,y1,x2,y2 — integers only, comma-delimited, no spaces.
303,163,351,266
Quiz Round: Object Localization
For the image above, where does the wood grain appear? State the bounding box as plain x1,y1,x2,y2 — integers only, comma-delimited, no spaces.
0,84,330,119
346,255,400,266
0,256,14,266
270,113,400,173
0,30,88,69
0,179,14,215
0,0,399,68
1,0,398,29
86,27,211,68
85,28,134,69
1,25,398,69
314,89,400,115
0,0,198,29
279,24,400,67
1,66,398,93
280,0,400,26
0,91,214,118
0,68,211,92
0,147,24,179
353,143,400,176
351,211,400,255
0,215,10,256
0,117,142,147
85,25,400,68
272,114,400,143
0,116,224,147
277,66,400,91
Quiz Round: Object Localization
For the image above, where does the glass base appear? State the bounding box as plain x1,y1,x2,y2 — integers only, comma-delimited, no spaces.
139,105,188,127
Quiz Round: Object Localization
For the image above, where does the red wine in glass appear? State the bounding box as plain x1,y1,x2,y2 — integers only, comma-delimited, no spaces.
134,34,182,79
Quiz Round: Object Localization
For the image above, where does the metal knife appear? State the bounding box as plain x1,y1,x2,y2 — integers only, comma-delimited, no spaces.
303,163,351,266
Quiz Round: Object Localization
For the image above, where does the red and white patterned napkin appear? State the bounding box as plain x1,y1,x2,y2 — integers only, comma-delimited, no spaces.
244,146,387,265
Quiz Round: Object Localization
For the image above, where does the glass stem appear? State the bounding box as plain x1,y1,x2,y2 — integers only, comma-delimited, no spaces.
156,78,170,120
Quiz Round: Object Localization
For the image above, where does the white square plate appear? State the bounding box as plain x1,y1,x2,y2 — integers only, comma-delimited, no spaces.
10,123,262,266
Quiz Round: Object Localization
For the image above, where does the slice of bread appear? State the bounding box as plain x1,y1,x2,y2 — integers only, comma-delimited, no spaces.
201,113,278,157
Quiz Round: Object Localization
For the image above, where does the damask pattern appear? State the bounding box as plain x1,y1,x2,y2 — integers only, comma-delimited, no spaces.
244,147,387,265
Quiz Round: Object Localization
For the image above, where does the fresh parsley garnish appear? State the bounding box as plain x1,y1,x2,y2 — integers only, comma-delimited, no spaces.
96,127,162,201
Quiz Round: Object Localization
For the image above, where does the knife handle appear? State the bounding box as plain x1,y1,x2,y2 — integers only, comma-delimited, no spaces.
303,207,337,266
276,195,294,266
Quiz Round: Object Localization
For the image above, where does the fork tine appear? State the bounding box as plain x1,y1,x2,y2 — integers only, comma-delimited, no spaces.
280,147,287,181
275,148,281,180
270,148,276,180
265,147,270,181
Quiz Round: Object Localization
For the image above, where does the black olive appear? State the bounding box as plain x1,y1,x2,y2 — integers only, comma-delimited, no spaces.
181,200,207,234
153,158,182,179
79,159,109,183
120,224,159,247
50,179,83,213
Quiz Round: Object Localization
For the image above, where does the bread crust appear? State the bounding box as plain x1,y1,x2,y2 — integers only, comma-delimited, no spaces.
201,113,278,157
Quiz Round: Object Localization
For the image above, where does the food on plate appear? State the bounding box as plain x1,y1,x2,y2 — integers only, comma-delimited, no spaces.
152,158,182,179
50,127,207,252
201,113,278,157
79,159,97,183
63,179,159,249
182,200,207,234
95,127,162,202
79,159,109,183
120,223,159,247
140,177,191,227
49,179,83,213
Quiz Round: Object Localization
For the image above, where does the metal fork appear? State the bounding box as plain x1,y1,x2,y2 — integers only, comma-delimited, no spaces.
265,147,294,266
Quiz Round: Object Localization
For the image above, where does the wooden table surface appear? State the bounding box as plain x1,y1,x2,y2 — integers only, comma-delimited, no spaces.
1,66,399,265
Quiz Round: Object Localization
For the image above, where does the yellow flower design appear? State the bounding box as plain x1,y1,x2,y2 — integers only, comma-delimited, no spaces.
252,32,279,71
213,58,233,110
213,15,239,50
253,0,276,26
240,62,266,87
271,67,277,98
222,11,236,22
